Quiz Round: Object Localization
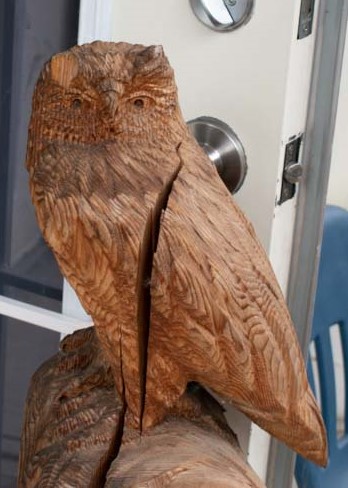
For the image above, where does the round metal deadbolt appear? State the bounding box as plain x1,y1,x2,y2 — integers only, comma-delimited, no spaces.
189,0,253,32
188,116,247,194
284,162,303,184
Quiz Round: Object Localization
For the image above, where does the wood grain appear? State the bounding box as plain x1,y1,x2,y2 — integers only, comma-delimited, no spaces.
18,328,122,487
145,139,327,465
26,41,327,466
19,328,266,488
106,418,265,488
27,42,187,427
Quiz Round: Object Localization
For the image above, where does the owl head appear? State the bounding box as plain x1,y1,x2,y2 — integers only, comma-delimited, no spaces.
26,41,188,171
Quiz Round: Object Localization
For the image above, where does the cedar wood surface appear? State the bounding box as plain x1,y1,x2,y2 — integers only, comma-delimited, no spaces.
21,41,327,485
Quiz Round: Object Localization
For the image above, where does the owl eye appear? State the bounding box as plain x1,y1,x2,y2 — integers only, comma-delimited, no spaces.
72,98,82,109
133,98,145,108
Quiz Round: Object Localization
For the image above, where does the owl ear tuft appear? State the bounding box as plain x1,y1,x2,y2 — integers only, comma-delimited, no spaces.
134,45,165,72
50,52,79,88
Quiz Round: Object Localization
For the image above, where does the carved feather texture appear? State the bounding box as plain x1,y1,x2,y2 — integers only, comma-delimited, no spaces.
19,328,266,488
18,328,122,487
26,41,327,466
146,141,326,464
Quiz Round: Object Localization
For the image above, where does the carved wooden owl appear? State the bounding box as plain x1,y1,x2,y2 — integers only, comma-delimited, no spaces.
27,41,327,465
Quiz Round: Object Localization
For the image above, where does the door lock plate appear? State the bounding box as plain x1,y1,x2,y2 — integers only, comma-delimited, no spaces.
298,0,316,39
279,135,303,205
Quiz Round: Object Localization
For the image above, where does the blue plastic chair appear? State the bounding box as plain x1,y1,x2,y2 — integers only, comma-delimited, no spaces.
295,205,348,488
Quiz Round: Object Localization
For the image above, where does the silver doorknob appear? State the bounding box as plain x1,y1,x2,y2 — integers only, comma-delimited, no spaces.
190,0,253,32
188,116,247,194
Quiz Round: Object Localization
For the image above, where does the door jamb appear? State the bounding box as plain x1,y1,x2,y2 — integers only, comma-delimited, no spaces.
266,0,348,486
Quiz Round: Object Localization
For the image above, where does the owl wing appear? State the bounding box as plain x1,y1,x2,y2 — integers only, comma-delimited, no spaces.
146,139,327,466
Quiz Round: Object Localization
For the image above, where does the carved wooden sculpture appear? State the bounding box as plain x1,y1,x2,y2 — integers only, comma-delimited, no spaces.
19,328,266,488
26,41,327,469
18,328,122,487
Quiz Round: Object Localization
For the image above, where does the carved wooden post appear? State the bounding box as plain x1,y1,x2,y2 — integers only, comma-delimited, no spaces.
19,41,327,486
18,328,266,487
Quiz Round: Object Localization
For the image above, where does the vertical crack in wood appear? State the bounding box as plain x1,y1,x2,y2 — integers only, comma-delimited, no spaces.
137,153,183,431
90,401,127,488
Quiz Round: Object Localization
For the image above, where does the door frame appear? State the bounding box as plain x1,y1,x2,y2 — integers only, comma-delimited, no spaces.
266,0,348,486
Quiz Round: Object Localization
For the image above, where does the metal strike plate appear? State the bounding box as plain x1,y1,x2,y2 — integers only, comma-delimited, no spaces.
278,135,303,205
188,116,247,194
298,0,316,39
190,0,253,32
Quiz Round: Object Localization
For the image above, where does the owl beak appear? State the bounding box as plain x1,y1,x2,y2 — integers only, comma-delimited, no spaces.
103,90,119,117
100,80,124,118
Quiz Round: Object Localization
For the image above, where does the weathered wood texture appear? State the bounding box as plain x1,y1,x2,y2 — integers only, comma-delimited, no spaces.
26,41,327,466
19,328,266,488
18,328,122,487
106,419,264,488
146,140,327,465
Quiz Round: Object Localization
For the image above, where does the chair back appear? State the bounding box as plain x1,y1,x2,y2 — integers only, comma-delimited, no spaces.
296,205,348,487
